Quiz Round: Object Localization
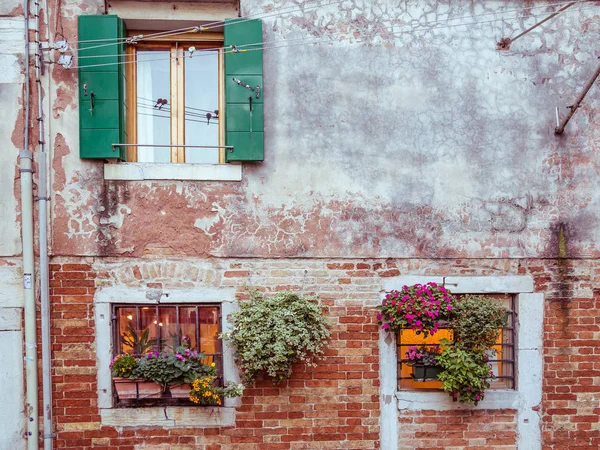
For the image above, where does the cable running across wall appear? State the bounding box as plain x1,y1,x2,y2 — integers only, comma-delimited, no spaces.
69,3,598,70
73,0,595,49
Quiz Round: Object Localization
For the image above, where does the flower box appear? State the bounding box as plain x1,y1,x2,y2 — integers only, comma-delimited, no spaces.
169,383,192,399
411,364,443,381
113,378,161,399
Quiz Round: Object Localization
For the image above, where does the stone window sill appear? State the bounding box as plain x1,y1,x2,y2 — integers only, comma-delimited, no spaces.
396,390,520,411
104,162,242,181
100,406,235,428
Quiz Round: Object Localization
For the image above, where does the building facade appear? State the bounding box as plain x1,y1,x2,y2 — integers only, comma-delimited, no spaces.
1,0,599,448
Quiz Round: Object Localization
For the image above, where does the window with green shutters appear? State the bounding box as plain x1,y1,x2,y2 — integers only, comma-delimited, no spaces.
77,15,264,164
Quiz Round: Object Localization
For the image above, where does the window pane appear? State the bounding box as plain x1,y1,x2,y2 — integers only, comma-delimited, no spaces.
139,306,159,353
117,307,137,354
179,307,198,351
136,50,171,162
199,307,220,364
184,51,219,163
156,306,177,352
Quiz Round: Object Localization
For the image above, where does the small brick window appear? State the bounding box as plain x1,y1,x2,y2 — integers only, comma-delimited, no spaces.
112,303,223,406
397,294,515,390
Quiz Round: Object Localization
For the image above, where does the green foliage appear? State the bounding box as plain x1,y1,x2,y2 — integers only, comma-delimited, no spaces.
451,295,508,351
189,377,244,406
133,347,216,393
109,354,138,379
120,324,164,354
222,291,331,384
437,340,495,405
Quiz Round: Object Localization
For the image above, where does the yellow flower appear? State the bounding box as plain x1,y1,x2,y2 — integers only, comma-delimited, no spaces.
210,362,216,367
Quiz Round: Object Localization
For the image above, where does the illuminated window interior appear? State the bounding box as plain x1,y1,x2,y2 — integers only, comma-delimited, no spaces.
114,304,221,369
398,294,515,390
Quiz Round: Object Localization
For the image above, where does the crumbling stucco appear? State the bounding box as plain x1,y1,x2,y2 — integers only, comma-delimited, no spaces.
41,0,600,258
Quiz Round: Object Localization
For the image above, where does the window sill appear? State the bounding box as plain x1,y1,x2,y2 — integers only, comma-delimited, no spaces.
100,405,235,428
104,162,242,181
396,390,519,411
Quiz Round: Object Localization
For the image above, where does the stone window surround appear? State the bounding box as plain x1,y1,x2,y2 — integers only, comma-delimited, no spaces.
94,286,240,428
379,276,543,450
104,162,243,182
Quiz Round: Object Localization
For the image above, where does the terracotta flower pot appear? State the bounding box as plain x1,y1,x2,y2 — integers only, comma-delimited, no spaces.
169,383,192,399
113,378,162,399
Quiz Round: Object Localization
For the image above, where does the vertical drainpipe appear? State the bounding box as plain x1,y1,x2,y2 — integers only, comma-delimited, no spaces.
20,149,39,450
32,0,53,444
22,0,39,447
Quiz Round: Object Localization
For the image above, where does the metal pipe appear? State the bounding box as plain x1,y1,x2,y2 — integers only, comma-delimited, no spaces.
497,2,575,50
20,148,38,450
112,143,233,149
555,62,600,135
32,0,53,444
22,0,39,448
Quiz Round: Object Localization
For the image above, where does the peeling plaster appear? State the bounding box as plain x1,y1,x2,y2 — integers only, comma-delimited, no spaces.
44,0,600,258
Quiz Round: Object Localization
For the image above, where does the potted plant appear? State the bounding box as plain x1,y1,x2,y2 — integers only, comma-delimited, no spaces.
110,354,160,399
134,347,216,397
404,345,443,381
377,282,455,336
222,291,330,384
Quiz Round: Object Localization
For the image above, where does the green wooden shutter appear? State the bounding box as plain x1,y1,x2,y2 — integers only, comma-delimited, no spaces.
224,19,264,162
78,15,127,160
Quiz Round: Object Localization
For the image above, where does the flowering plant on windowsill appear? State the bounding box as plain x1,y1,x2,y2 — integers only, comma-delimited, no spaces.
133,346,216,395
189,376,245,406
377,282,455,337
403,344,441,366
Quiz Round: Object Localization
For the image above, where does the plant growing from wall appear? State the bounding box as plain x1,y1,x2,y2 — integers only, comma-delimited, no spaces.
451,294,508,351
222,291,331,384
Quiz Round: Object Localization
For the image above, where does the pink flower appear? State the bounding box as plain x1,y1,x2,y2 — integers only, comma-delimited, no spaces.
377,313,382,321
382,300,387,306
415,320,422,328
382,323,390,330
391,300,396,306
405,313,415,323
447,305,452,311
475,394,481,401
453,392,458,399
467,386,471,391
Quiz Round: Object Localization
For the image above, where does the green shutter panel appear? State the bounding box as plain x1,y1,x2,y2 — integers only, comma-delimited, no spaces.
78,15,127,160
224,19,264,162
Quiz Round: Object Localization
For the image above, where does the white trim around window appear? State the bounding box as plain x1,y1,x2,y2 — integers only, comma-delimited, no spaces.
379,276,543,450
94,286,240,428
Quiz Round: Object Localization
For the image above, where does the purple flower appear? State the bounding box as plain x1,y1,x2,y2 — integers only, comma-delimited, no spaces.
377,313,382,321
475,394,481,401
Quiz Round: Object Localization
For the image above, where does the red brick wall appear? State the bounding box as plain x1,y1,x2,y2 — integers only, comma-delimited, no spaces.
46,258,600,449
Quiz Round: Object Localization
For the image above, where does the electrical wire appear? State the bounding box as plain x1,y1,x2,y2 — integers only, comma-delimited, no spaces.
70,2,598,70
72,0,596,50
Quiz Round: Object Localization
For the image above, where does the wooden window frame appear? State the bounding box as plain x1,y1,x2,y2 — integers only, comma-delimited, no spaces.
125,32,225,163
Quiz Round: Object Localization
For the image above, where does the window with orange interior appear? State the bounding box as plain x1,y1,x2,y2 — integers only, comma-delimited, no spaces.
113,304,222,381
397,294,515,390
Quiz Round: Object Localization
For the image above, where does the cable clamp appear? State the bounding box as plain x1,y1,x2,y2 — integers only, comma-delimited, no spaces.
126,34,144,45
20,168,35,173
19,150,33,159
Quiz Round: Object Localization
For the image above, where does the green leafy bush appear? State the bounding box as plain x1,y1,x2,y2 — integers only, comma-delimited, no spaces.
222,292,330,384
436,340,495,405
451,295,508,351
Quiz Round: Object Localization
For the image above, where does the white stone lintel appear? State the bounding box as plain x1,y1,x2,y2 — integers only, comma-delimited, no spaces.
104,162,242,181
95,286,236,304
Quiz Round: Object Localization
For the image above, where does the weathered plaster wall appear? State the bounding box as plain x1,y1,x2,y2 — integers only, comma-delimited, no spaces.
47,0,600,258
0,1,24,257
0,0,26,446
